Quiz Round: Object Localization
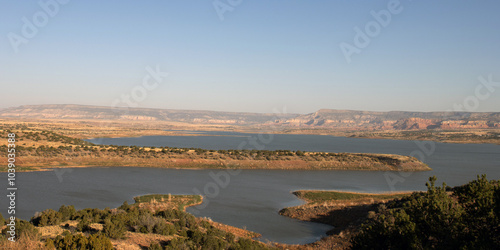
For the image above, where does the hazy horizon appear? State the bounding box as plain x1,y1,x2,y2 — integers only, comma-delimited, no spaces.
2,1,499,113
3,103,500,116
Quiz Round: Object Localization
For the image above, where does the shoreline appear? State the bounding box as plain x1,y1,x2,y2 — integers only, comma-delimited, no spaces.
86,130,500,146
29,193,264,249
2,157,431,172
1,118,498,145
277,190,413,249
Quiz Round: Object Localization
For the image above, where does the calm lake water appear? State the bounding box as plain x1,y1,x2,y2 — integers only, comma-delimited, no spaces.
1,132,498,244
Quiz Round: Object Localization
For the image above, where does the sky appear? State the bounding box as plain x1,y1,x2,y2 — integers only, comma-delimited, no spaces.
1,0,499,114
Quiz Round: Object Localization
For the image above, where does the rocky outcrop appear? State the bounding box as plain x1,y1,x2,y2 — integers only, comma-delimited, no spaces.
392,118,437,130
282,109,500,130
0,104,296,125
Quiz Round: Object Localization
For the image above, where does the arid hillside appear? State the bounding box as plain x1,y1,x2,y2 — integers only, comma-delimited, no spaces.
2,104,499,131
284,109,500,130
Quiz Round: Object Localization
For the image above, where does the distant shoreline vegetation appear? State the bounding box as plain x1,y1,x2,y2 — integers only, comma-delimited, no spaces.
0,130,430,172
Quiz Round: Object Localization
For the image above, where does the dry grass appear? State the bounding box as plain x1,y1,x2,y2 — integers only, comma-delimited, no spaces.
0,233,46,250
134,194,203,212
209,220,261,239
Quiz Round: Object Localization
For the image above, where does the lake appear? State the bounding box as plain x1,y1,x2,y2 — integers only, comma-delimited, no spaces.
87,131,500,187
1,132,498,244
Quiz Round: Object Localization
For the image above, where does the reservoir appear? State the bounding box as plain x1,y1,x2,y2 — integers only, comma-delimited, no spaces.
2,133,498,244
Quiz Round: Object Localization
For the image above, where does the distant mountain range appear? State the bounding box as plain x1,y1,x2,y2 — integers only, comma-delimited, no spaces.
1,104,499,130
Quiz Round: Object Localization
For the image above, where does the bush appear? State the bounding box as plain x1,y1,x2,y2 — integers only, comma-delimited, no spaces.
76,217,92,232
73,208,108,223
153,220,176,236
119,201,131,211
148,242,163,250
58,205,76,221
50,232,113,250
88,234,114,250
2,219,40,241
31,209,63,226
132,211,176,236
103,217,126,239
165,238,196,249
137,212,158,233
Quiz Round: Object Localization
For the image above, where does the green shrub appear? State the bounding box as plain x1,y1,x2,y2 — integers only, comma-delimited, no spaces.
88,234,114,250
119,201,131,211
188,229,205,245
45,238,56,249
76,217,92,232
31,209,63,226
148,242,163,250
153,220,176,236
131,211,175,236
351,176,500,249
103,217,126,239
51,232,113,250
58,205,76,221
166,237,196,249
73,208,108,223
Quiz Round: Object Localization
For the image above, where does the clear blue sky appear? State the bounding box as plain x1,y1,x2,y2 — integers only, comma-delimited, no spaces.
1,0,499,114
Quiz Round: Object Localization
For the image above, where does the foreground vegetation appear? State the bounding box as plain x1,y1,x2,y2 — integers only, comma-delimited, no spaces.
352,175,499,249
281,175,500,249
0,194,270,249
0,128,430,171
0,173,497,249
